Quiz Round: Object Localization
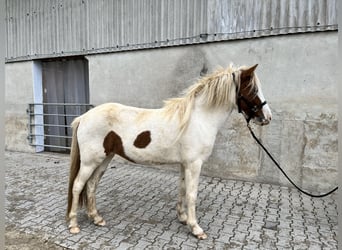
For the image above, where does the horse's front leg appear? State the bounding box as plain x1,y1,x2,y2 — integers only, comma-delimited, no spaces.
184,159,207,239
177,164,187,224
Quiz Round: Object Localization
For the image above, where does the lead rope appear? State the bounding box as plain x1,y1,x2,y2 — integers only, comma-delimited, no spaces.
247,123,338,198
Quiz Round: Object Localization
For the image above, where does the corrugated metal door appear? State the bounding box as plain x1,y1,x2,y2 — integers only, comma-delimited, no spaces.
42,58,89,152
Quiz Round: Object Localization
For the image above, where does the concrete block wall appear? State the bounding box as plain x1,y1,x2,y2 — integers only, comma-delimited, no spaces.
5,32,338,191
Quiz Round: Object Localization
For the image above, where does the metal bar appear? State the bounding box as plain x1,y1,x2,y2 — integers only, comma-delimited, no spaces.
29,103,94,106
29,123,72,128
28,143,71,150
27,113,80,117
28,133,72,139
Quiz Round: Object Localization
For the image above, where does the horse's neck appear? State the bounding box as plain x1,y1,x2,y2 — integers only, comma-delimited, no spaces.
191,98,231,132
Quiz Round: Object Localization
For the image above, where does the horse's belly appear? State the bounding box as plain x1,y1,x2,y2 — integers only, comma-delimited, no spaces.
126,146,180,165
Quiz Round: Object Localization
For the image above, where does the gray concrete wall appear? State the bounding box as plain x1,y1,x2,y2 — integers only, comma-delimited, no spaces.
5,32,337,191
5,61,35,152
87,32,338,192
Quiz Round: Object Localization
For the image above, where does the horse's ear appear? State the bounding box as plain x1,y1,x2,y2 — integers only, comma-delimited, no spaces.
241,64,258,82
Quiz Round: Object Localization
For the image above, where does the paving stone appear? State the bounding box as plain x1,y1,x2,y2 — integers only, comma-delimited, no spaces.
277,228,292,238
263,220,278,231
220,224,234,235
291,219,305,228
235,222,249,232
225,240,244,250
115,241,135,250
243,241,260,250
292,227,307,237
5,151,338,249
276,236,292,248
225,215,240,225
246,230,262,243
215,232,233,243
208,225,222,235
278,220,292,229
231,231,248,244
180,243,198,250
172,234,188,244
133,239,153,249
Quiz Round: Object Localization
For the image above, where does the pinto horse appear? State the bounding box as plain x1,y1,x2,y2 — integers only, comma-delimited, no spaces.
67,64,272,239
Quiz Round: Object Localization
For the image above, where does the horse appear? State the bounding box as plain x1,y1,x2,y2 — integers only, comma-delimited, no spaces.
66,64,272,239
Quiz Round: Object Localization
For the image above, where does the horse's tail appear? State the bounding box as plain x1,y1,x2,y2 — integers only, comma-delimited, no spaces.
66,117,87,219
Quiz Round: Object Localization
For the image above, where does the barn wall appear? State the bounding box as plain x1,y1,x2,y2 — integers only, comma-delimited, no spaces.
87,32,338,191
5,0,337,62
5,61,35,152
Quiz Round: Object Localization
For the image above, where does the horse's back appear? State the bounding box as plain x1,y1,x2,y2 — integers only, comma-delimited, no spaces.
78,102,154,129
76,102,153,145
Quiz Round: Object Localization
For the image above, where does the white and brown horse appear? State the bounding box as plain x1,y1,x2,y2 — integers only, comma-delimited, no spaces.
67,64,272,239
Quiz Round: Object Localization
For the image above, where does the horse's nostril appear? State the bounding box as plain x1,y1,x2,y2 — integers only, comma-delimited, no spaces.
263,119,270,125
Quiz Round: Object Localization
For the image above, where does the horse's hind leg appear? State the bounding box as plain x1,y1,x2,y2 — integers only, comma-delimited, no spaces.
86,155,113,226
69,162,98,234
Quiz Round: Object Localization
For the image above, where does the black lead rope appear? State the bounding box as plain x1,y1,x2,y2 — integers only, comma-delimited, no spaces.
247,123,338,198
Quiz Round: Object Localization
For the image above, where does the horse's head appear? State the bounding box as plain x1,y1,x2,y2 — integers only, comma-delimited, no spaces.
234,64,272,126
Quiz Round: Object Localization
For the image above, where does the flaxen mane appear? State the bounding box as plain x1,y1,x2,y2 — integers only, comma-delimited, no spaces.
163,64,258,136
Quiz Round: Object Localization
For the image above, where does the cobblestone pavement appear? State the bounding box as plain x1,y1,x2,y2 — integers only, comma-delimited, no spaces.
5,151,338,249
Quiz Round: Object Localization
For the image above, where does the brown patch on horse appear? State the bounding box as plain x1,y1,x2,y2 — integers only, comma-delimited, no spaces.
103,131,135,162
133,131,151,148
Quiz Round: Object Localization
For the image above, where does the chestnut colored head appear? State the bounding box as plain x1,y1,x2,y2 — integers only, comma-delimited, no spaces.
235,64,272,125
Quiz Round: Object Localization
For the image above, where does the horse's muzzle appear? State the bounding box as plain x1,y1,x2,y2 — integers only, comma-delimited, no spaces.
253,117,271,126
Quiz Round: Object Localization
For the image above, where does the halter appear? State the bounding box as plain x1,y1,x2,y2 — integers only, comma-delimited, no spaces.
237,95,267,122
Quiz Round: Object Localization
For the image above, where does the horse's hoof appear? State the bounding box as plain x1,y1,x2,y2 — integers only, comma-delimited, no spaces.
196,232,208,240
95,219,106,226
69,226,80,234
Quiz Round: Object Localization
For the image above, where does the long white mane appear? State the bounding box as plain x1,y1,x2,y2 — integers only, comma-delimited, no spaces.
163,64,254,135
